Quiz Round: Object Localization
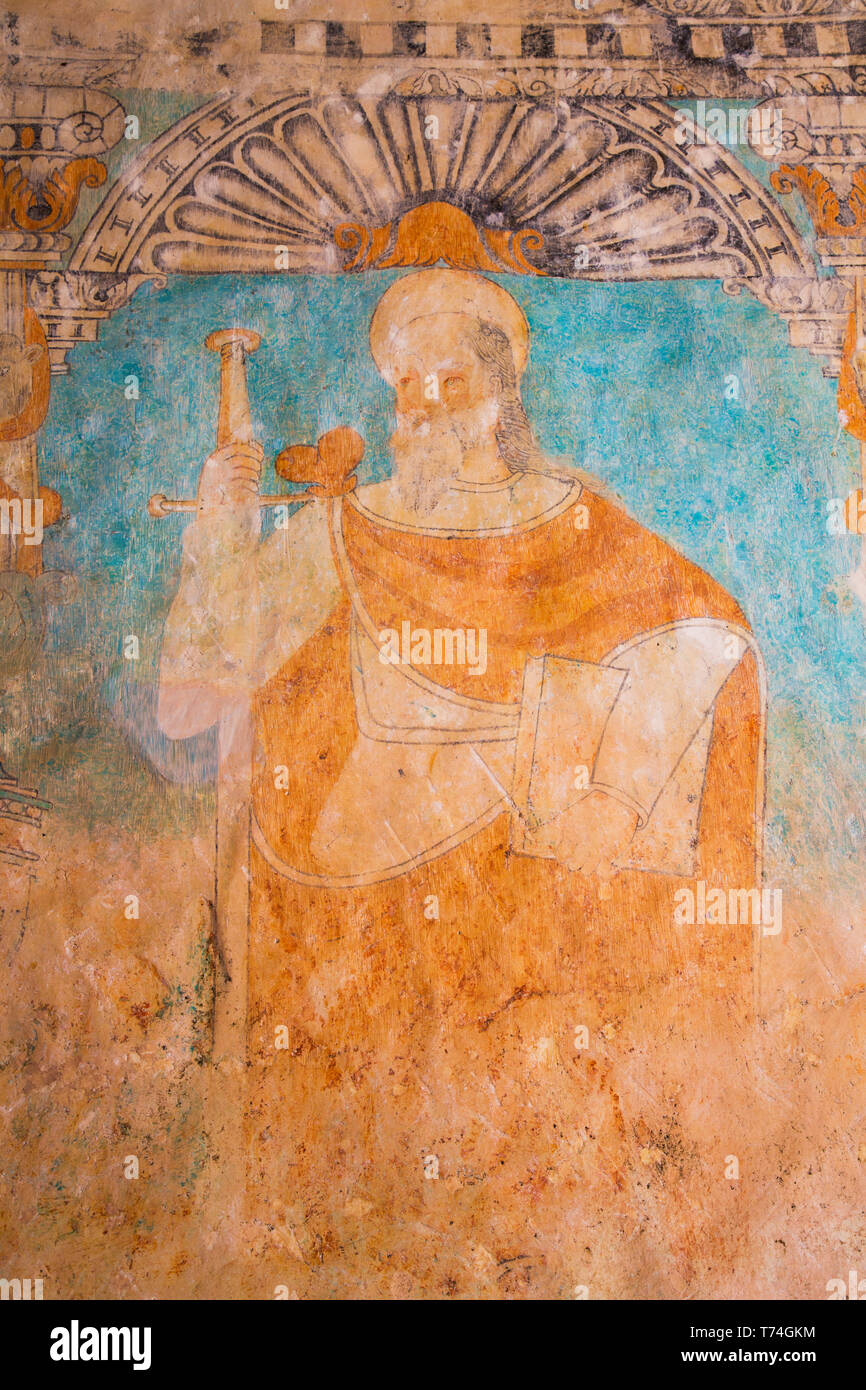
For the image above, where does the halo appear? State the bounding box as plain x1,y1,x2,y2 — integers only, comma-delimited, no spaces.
369,269,530,381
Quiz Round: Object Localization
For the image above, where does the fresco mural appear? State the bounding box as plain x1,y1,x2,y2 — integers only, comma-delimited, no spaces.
1,0,866,1304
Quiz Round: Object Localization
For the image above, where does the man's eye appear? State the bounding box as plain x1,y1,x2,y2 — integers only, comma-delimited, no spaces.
444,376,464,389
398,376,413,387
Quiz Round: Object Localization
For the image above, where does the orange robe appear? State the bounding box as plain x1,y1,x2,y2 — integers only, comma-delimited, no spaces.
246,488,763,1297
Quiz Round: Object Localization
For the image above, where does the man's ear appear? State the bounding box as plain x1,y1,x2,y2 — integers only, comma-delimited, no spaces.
24,344,43,364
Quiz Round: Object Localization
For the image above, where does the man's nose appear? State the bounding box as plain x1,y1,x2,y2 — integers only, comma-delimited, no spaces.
397,381,447,418
416,375,452,413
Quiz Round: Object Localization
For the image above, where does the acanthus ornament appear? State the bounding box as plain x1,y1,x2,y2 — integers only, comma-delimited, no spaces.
771,164,866,237
335,202,546,276
0,158,106,234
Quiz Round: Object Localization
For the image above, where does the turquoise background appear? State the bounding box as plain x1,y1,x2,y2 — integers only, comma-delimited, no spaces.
6,265,865,886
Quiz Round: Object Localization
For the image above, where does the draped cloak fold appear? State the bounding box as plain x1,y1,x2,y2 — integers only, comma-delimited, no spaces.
244,485,764,1292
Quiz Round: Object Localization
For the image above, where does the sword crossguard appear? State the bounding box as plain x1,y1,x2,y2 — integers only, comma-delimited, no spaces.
148,428,364,517
146,327,364,518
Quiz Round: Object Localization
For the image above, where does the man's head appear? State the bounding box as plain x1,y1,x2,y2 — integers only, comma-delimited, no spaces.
370,270,542,511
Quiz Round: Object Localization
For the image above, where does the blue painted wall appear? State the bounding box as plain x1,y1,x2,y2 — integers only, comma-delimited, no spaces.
16,266,865,884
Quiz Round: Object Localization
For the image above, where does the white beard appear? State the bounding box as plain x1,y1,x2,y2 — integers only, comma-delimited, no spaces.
389,399,500,516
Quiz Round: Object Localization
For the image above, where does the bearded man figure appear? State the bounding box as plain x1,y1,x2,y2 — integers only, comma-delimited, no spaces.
159,270,766,1299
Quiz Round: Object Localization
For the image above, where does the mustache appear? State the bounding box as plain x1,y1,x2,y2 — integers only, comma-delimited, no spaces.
389,412,465,513
391,400,495,447
391,412,458,449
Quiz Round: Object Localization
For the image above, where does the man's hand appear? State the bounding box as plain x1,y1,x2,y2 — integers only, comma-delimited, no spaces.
196,441,264,517
546,789,639,880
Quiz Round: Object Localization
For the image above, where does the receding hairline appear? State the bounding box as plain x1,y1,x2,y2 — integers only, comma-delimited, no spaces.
381,311,518,377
